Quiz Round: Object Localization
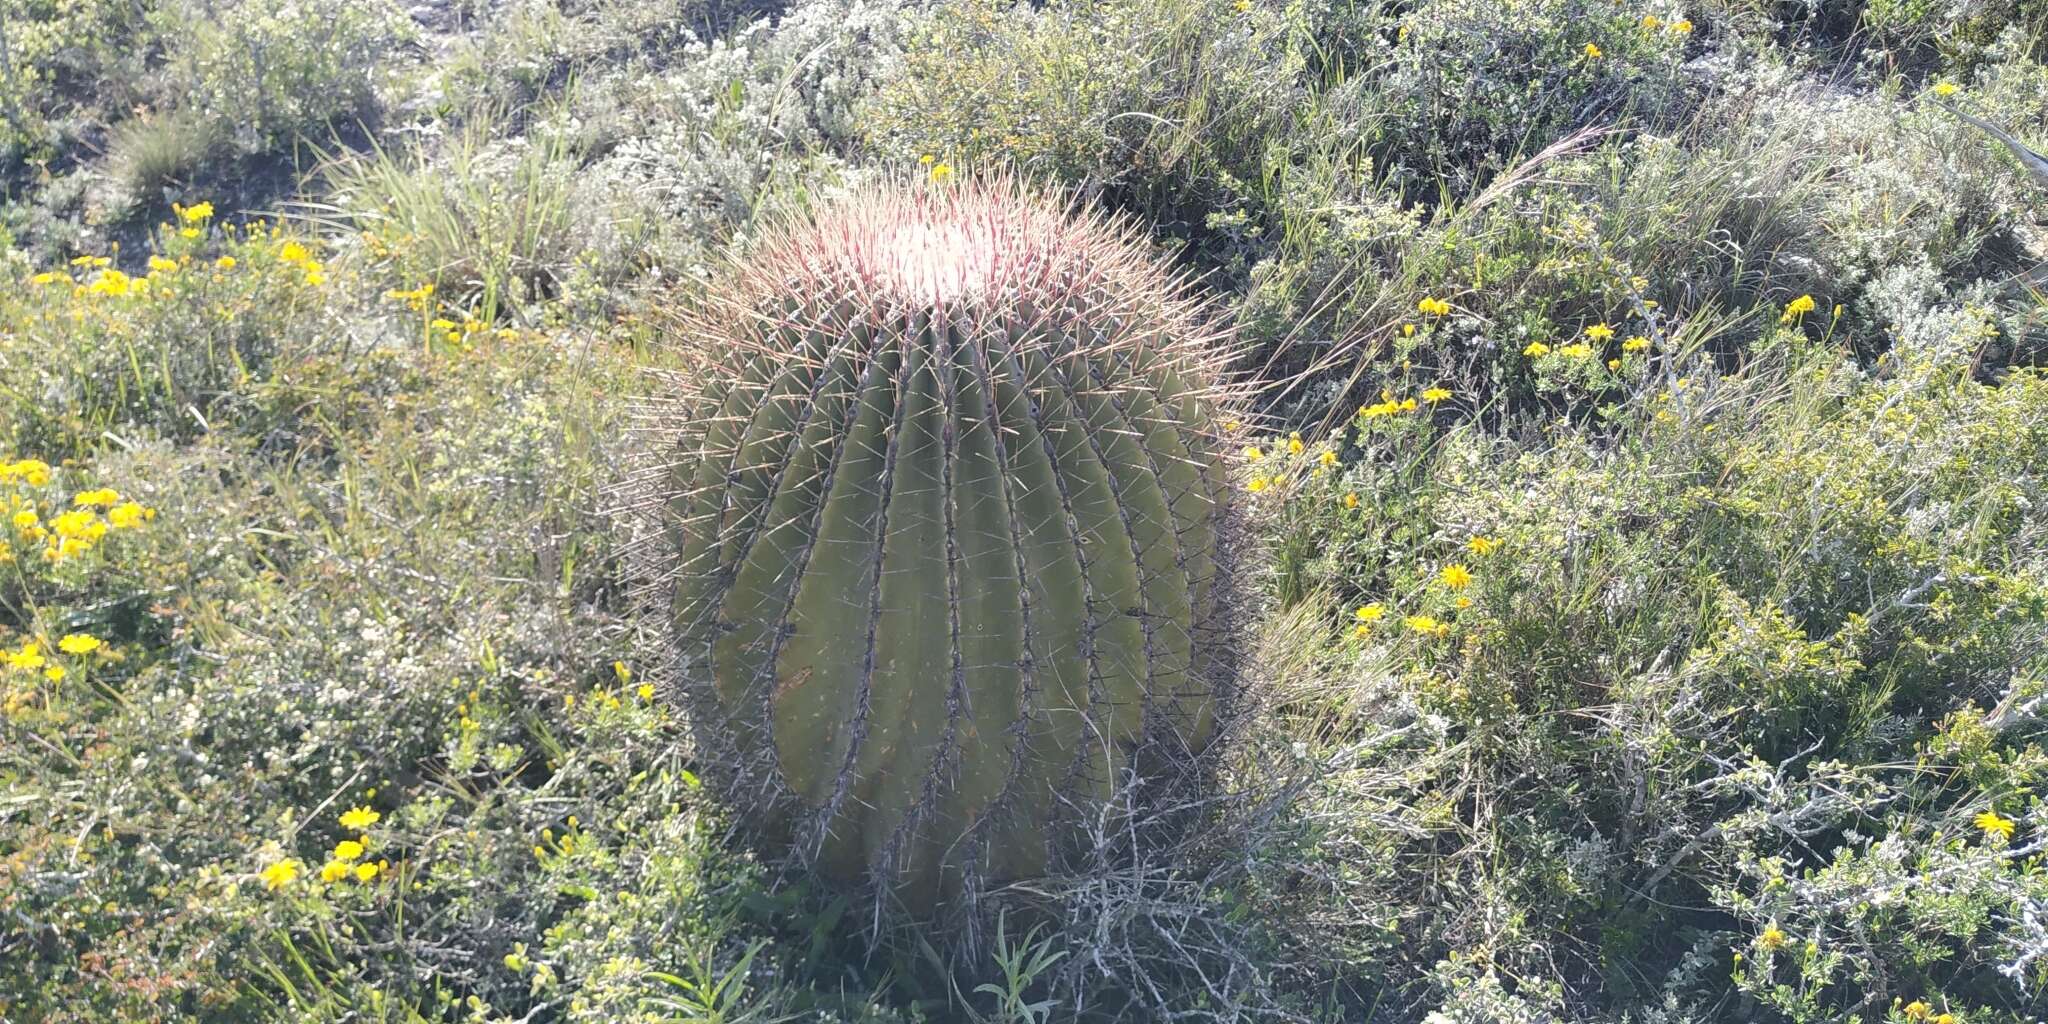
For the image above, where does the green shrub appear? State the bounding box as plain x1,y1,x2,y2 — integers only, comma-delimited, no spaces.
1231,317,2048,1019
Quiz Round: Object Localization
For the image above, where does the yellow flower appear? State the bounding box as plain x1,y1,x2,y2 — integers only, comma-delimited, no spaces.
1417,296,1452,317
1222,419,1241,432
1467,535,1501,555
930,163,954,182
1622,336,1651,352
333,839,366,862
58,633,101,655
70,254,108,267
1318,450,1337,467
107,502,151,529
1558,342,1594,359
1439,564,1473,590
1758,925,1786,951
356,862,381,882
43,665,65,682
1904,1001,1930,1020
1353,623,1371,638
278,241,312,265
179,201,215,223
339,805,381,831
2,459,51,486
1287,432,1305,456
1930,1014,1955,1024
1583,42,1602,58
304,266,327,286
320,859,351,883
637,682,656,701
1422,387,1452,402
1639,14,1660,28
1523,341,1551,357
1234,0,1251,10
86,269,133,297
179,227,200,239
1243,446,1264,461
1671,18,1692,33
1933,82,1959,97
1584,323,1614,341
215,255,237,270
7,643,44,672
1404,615,1445,636
1780,294,1817,322
919,153,935,165
1355,603,1386,622
30,271,63,285
1343,492,1359,509
72,488,119,508
11,510,36,531
148,255,179,275
261,859,301,891
1975,809,2016,839
1246,476,1270,493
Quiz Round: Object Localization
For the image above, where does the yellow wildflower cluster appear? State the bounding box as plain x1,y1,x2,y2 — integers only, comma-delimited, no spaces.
1638,14,1692,34
1350,538,1503,640
1417,296,1452,317
1358,391,1421,419
1780,293,1817,323
278,240,327,286
1902,999,1958,1024
5,471,156,564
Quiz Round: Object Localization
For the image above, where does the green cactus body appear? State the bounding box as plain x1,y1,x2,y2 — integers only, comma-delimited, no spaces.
650,181,1237,912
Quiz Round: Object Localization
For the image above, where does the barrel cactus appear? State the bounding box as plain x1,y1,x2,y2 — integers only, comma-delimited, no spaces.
642,178,1239,914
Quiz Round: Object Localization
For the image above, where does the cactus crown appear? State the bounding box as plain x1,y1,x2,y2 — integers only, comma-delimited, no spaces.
637,178,1242,916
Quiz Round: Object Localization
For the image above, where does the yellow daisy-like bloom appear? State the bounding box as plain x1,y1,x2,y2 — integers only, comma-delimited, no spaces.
1246,476,1270,493
7,643,45,672
1343,492,1359,509
1671,18,1692,33
261,859,301,891
1975,809,2016,839
930,163,954,182
179,201,215,223
57,633,101,655
1422,387,1452,402
107,502,151,529
1439,564,1473,590
1903,1000,1930,1020
1583,42,1602,58
216,255,237,270
1622,336,1651,352
1243,445,1264,461
1417,296,1452,317
1467,535,1501,555
43,665,65,682
1287,432,1305,456
1758,925,1786,951
147,255,179,275
1933,82,1958,97
11,510,36,531
1318,450,1338,467
1780,294,1817,322
1558,342,1593,359
72,488,119,508
1523,341,1551,357
1640,14,1660,28
339,805,381,831
354,862,381,882
333,839,366,862
320,859,351,883
1355,603,1385,622
278,241,312,265
637,682,656,701
1404,615,1445,636
1584,323,1614,341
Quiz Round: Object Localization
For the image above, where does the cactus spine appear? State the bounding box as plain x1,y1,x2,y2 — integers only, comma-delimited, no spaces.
642,179,1238,913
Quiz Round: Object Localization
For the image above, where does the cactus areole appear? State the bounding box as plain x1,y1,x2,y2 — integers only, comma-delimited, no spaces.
649,179,1239,914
